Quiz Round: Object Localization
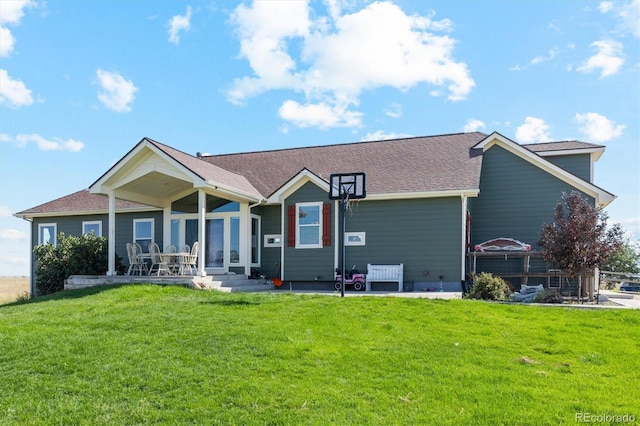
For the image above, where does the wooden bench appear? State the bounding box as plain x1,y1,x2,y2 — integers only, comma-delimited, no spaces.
366,263,404,292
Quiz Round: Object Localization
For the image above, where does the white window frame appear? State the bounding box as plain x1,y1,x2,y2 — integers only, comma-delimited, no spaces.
296,202,322,249
133,218,154,252
82,220,102,237
38,223,57,246
345,231,366,246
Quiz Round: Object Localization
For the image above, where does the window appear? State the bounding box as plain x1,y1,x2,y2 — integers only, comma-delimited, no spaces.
82,221,102,236
133,218,154,252
345,232,366,246
230,217,240,264
296,202,322,248
251,216,261,265
38,223,57,245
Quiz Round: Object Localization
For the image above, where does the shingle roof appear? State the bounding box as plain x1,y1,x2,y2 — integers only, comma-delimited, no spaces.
16,133,608,216
141,138,263,199
523,140,605,153
15,190,155,217
204,132,488,197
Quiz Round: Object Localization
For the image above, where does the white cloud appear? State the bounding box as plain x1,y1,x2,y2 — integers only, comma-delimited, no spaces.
96,69,138,112
0,69,33,108
278,99,363,128
0,229,27,241
0,0,33,57
601,0,640,38
598,1,614,13
463,118,486,132
384,103,402,119
0,206,12,217
515,117,552,143
574,112,625,142
617,0,640,37
3,133,84,152
168,5,192,44
530,47,559,65
361,130,413,141
578,40,624,78
229,1,474,128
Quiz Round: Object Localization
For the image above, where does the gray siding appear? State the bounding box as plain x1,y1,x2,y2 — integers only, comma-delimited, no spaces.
470,145,595,250
544,154,591,182
283,182,334,281
282,181,464,284
344,197,463,284
31,211,164,274
252,204,282,279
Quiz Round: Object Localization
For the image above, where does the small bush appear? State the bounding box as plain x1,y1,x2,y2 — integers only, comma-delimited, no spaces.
465,272,512,301
34,232,125,296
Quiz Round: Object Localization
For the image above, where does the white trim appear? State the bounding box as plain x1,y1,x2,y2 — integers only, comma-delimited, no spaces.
295,202,323,249
38,223,57,246
15,206,162,220
474,132,615,207
345,232,366,246
133,218,155,251
263,234,282,247
82,220,102,237
267,169,329,204
534,147,604,161
349,189,479,202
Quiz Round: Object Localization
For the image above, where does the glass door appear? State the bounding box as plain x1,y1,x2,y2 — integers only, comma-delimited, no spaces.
206,218,225,268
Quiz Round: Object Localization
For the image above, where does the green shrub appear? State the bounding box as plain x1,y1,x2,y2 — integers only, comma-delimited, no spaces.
465,272,512,301
34,232,125,296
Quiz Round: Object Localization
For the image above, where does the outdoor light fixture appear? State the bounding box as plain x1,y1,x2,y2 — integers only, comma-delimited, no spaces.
329,172,366,297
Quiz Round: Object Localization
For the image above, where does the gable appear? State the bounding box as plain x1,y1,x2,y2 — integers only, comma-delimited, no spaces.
474,132,614,207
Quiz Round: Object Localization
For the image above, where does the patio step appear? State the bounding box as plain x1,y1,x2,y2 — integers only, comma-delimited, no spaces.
203,274,275,292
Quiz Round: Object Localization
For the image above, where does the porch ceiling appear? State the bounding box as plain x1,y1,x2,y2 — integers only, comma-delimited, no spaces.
117,171,193,203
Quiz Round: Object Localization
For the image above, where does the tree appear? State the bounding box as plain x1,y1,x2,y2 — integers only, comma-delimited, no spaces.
34,232,125,296
538,191,624,300
602,241,640,274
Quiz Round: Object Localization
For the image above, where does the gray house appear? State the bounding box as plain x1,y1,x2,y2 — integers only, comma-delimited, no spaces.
16,131,615,293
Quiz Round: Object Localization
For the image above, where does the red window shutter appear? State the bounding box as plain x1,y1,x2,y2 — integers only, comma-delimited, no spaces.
322,203,331,246
287,205,296,247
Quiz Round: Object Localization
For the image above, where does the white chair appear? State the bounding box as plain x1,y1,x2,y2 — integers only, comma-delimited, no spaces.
179,241,199,275
165,245,178,274
127,242,148,275
148,242,171,276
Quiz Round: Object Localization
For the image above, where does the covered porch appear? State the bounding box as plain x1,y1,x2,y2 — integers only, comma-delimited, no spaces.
88,138,265,278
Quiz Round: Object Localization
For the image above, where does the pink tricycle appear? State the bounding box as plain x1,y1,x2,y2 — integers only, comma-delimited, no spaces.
334,265,366,292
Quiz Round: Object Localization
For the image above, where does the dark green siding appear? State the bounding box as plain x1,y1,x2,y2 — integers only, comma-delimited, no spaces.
344,197,463,283
470,146,595,250
31,211,163,274
282,182,464,283
544,154,591,182
252,204,282,279
284,182,334,281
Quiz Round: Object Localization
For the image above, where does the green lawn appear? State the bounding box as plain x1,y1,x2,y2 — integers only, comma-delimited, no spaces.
1,285,638,425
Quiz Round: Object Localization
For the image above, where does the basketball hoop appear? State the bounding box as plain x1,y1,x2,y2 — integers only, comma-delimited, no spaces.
329,173,366,297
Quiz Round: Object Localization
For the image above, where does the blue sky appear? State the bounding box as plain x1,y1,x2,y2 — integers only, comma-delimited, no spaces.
1,0,638,276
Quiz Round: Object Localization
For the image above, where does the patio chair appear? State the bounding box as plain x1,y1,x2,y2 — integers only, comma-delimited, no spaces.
128,242,149,275
148,242,171,276
179,241,199,275
165,245,178,274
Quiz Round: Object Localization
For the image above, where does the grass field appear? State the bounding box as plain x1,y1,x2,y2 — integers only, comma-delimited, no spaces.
1,284,638,425
0,276,29,305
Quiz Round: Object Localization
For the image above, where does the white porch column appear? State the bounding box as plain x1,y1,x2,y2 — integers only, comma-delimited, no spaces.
107,191,116,275
198,189,206,276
